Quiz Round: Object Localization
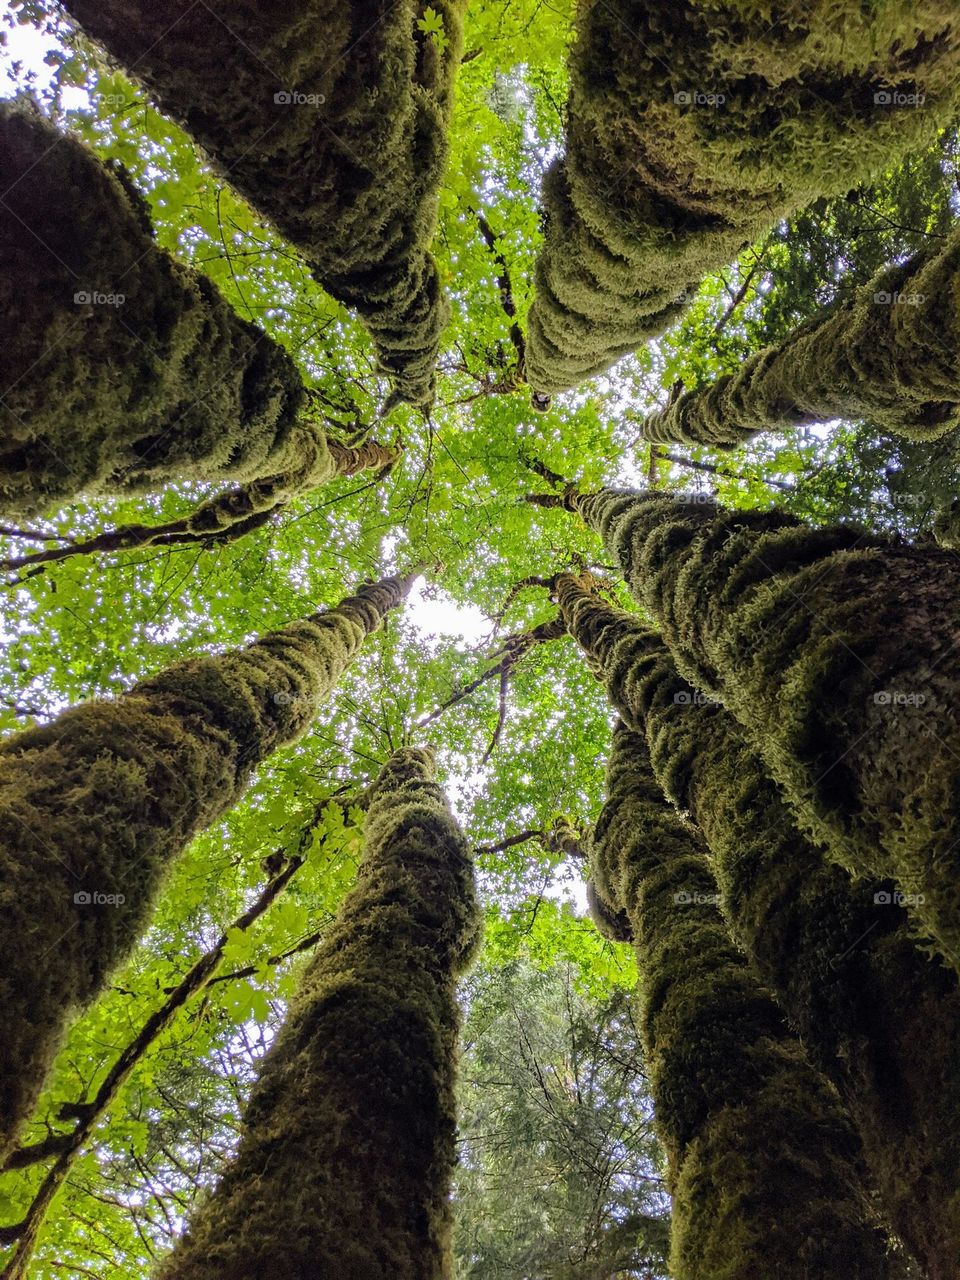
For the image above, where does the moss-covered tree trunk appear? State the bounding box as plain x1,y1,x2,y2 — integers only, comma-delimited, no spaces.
0,103,314,518
0,571,414,1162
525,0,960,396
638,227,960,446
589,721,893,1279
62,0,466,408
157,747,480,1280
559,574,960,1278
553,485,960,975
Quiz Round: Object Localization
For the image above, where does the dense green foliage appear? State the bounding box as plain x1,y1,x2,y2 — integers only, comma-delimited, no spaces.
2,0,960,1274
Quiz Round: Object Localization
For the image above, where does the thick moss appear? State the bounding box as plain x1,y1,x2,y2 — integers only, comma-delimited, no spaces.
525,0,960,395
564,487,960,974
640,227,960,446
63,0,466,408
558,575,960,1278
590,721,892,1279
158,747,481,1280
23,438,402,561
0,103,306,518
0,572,414,1162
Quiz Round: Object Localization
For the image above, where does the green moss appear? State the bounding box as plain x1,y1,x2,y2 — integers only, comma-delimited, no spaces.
526,0,960,395
568,488,960,977
0,573,414,1162
157,747,480,1279
63,0,467,408
590,721,892,1278
0,103,307,518
558,574,960,1276
640,228,960,446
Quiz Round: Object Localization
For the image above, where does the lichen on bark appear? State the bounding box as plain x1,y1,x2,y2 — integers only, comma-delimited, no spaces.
558,486,960,974
590,720,893,1279
558,573,960,1279
639,226,960,447
0,102,308,518
62,0,467,408
0,572,414,1162
157,746,481,1280
525,0,960,396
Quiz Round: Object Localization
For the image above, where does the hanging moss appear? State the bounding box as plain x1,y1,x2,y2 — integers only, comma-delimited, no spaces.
0,572,414,1162
590,721,893,1279
62,0,467,408
157,747,480,1280
558,574,960,1278
0,103,309,518
557,486,960,973
525,0,960,396
640,227,960,446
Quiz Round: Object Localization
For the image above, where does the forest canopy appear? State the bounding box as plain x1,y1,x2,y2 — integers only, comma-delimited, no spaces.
1,1,960,1277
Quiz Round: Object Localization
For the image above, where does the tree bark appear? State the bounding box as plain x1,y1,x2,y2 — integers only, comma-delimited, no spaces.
0,571,414,1162
589,720,893,1280
558,574,960,1279
559,486,960,975
158,747,480,1280
639,228,960,447
0,103,307,518
61,0,467,408
525,0,960,395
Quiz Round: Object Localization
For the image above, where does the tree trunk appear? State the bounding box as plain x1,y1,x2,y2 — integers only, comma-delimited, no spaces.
0,103,309,518
558,573,960,1279
157,747,480,1280
557,485,960,976
639,227,960,447
61,0,467,408
0,571,414,1161
525,0,960,395
589,720,894,1280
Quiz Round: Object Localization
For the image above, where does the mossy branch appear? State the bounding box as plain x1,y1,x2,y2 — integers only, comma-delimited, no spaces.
0,571,415,1159
638,229,960,447
0,439,400,575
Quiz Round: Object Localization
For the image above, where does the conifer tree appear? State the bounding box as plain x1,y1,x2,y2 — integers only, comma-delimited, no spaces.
0,105,397,521
638,227,960,447
558,573,960,1278
525,0,960,395
158,747,480,1280
0,571,414,1161
61,0,467,408
589,720,893,1280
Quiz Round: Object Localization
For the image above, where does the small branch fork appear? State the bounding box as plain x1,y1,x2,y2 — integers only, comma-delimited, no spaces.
415,616,567,756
